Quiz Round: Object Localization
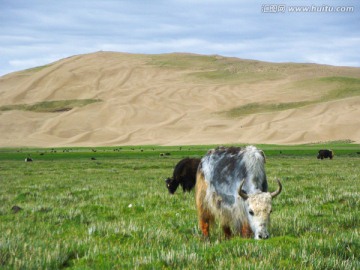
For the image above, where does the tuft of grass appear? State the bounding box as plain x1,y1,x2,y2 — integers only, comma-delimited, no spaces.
0,99,101,113
148,53,219,70
191,69,282,83
222,101,311,117
23,64,52,73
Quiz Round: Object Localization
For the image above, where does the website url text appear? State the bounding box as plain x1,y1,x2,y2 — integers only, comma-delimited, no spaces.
262,5,355,13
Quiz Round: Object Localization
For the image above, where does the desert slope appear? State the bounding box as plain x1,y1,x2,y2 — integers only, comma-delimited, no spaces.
0,51,359,147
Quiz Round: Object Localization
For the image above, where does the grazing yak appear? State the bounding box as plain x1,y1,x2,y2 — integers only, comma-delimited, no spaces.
165,158,201,194
195,146,282,240
317,149,334,160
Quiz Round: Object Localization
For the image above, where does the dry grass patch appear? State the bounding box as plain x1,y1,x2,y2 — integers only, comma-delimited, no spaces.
0,99,101,113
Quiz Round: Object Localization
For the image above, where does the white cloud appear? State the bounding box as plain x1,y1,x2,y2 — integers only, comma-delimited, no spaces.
9,58,53,69
0,0,359,76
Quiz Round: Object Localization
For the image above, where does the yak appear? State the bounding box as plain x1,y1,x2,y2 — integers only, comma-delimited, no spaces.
165,158,201,194
195,146,282,240
317,149,334,160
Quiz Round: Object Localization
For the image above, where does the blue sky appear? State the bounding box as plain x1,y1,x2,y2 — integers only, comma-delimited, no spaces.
1,0,359,76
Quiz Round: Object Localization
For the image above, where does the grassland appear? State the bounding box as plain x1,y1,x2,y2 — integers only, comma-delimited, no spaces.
0,99,101,113
0,144,359,269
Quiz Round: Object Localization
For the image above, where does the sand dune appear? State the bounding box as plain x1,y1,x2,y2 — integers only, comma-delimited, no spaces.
0,51,359,147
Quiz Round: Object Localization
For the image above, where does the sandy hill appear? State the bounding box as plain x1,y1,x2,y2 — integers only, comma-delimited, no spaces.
0,51,360,147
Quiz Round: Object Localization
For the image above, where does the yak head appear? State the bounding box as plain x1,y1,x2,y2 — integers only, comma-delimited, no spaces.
165,177,179,194
239,179,282,240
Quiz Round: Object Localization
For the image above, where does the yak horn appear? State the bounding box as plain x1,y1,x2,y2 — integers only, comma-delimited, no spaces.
238,179,248,200
270,178,282,198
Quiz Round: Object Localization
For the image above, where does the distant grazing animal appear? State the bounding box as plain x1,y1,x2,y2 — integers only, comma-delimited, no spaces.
11,205,22,214
11,205,22,213
317,149,334,160
195,146,282,240
165,158,201,194
25,157,33,162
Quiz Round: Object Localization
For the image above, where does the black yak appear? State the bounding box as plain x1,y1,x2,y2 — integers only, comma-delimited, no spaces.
317,149,334,160
165,158,201,194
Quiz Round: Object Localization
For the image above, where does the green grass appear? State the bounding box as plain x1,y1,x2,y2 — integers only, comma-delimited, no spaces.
0,99,101,113
148,53,285,83
320,76,360,100
0,144,359,269
222,101,312,117
0,142,359,161
148,53,219,70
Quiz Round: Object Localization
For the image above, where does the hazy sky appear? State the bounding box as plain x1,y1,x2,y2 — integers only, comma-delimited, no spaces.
1,0,359,76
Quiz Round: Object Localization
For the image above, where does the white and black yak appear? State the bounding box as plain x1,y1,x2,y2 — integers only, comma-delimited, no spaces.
195,146,282,240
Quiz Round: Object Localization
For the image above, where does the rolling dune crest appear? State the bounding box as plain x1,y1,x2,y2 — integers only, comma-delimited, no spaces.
0,51,359,147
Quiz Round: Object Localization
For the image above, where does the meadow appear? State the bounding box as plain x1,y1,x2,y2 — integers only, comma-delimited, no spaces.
0,144,359,269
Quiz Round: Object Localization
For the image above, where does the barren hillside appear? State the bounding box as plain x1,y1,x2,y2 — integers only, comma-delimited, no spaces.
0,51,359,147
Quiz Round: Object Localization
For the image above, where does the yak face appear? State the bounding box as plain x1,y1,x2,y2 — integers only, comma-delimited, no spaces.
239,179,282,240
165,178,178,194
244,193,272,239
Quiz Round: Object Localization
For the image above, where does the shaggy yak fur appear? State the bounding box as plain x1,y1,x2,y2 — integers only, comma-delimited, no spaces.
195,146,282,240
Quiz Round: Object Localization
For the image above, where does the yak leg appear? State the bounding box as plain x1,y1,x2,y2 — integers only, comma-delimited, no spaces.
198,208,214,238
195,171,213,238
196,196,213,237
241,223,253,238
199,217,210,237
222,225,232,239
197,205,213,238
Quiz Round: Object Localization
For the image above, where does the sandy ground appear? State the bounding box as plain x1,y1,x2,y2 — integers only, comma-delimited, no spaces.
0,52,359,147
